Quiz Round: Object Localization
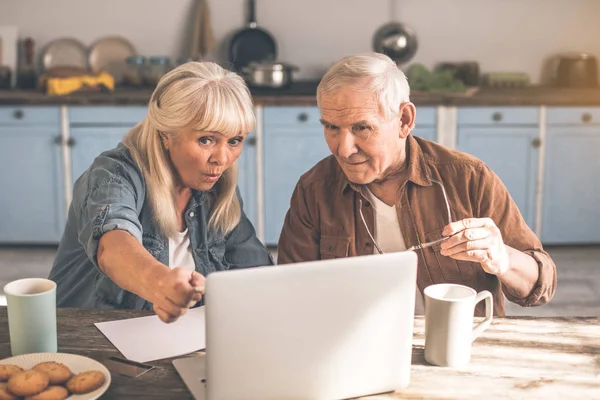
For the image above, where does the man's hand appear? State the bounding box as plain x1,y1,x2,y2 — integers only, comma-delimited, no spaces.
440,218,509,276
152,269,205,323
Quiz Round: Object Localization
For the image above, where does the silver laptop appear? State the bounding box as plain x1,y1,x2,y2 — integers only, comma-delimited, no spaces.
173,251,417,400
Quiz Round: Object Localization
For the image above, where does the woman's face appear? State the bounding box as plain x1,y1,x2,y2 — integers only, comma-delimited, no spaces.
164,128,246,191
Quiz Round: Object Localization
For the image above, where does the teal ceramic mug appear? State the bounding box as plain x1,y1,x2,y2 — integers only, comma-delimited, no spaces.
4,278,57,355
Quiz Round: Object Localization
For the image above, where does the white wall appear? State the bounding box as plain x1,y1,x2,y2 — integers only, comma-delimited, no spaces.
1,0,599,82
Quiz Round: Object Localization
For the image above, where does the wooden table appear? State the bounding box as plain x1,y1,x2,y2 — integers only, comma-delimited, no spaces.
0,308,597,399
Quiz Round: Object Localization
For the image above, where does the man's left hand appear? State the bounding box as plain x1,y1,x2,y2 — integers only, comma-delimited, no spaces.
440,218,509,276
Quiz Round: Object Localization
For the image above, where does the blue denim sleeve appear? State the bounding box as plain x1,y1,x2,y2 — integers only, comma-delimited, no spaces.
74,160,144,271
225,188,274,268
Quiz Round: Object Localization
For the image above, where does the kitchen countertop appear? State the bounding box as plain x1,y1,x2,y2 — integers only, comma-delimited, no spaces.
3,82,600,106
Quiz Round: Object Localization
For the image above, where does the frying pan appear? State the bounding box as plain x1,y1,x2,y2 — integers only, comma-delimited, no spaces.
228,0,277,72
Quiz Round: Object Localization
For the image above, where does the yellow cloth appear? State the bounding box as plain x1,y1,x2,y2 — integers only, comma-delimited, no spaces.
44,72,114,96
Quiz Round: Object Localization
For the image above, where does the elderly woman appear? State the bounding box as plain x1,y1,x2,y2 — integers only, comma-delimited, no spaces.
49,62,272,323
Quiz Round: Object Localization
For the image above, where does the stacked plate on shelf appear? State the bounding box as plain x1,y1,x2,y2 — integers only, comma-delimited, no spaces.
40,35,136,84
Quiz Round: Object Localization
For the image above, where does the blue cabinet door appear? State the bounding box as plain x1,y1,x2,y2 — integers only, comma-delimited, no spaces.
542,126,600,244
0,127,65,243
263,107,330,245
457,127,539,230
412,107,436,141
237,134,257,229
70,127,130,184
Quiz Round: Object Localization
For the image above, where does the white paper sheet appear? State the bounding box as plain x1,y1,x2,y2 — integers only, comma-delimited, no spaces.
95,306,206,363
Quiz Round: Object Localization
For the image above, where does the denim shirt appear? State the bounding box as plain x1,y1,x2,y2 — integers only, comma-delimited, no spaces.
49,143,273,310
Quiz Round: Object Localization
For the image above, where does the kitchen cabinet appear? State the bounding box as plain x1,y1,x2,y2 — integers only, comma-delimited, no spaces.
263,106,330,245
457,107,539,230
0,106,65,243
69,106,147,183
237,134,258,229
70,126,132,183
413,106,436,141
541,107,600,244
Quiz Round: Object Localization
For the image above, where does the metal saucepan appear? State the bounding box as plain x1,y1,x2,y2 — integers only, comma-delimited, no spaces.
373,22,418,65
228,0,277,72
242,61,298,88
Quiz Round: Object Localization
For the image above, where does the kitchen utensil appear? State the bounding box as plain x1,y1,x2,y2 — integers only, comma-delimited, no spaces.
17,37,37,89
242,60,298,88
228,0,277,72
41,37,87,70
0,37,9,89
372,0,418,65
0,25,18,87
189,0,216,59
556,53,598,88
0,66,10,90
89,35,136,84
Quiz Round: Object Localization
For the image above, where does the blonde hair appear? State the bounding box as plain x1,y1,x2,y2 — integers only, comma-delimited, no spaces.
123,61,255,237
317,52,410,120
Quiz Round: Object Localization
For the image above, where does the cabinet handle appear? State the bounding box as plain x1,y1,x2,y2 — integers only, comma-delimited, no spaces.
53,135,63,145
297,112,309,122
492,112,503,122
531,138,542,148
246,137,257,146
13,110,24,120
66,138,76,147
582,113,592,123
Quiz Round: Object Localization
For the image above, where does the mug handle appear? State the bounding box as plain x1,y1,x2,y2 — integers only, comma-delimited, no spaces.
472,290,493,342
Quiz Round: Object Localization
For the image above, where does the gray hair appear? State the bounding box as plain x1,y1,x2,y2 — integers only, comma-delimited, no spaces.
317,52,410,120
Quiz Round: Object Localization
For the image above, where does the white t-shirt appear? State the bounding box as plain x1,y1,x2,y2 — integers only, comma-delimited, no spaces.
168,229,195,271
365,187,425,315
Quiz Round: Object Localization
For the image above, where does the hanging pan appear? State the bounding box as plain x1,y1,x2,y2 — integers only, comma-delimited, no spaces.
228,0,277,72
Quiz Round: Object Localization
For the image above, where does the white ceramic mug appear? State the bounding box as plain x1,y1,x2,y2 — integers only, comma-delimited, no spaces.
423,283,493,368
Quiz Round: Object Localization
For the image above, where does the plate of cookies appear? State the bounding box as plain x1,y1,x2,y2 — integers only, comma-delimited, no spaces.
0,352,110,400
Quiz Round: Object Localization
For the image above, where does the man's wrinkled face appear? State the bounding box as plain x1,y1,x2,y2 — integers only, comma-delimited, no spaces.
320,87,408,184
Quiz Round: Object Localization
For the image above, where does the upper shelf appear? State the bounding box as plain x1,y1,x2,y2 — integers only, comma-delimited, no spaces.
3,83,600,107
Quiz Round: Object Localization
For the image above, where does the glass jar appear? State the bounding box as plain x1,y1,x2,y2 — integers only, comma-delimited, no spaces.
145,57,172,87
124,56,147,87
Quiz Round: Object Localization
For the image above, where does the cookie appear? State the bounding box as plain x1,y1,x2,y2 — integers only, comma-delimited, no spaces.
0,382,18,400
25,385,69,400
66,370,105,394
7,370,49,397
33,362,72,385
0,365,22,382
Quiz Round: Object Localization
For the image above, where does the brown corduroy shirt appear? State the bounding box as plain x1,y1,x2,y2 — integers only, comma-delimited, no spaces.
277,135,557,316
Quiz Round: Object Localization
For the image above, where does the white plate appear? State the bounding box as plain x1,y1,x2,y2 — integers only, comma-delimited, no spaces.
88,35,136,84
42,37,88,70
0,352,111,400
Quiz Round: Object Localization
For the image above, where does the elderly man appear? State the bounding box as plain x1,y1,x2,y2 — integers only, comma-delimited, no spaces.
277,53,556,316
